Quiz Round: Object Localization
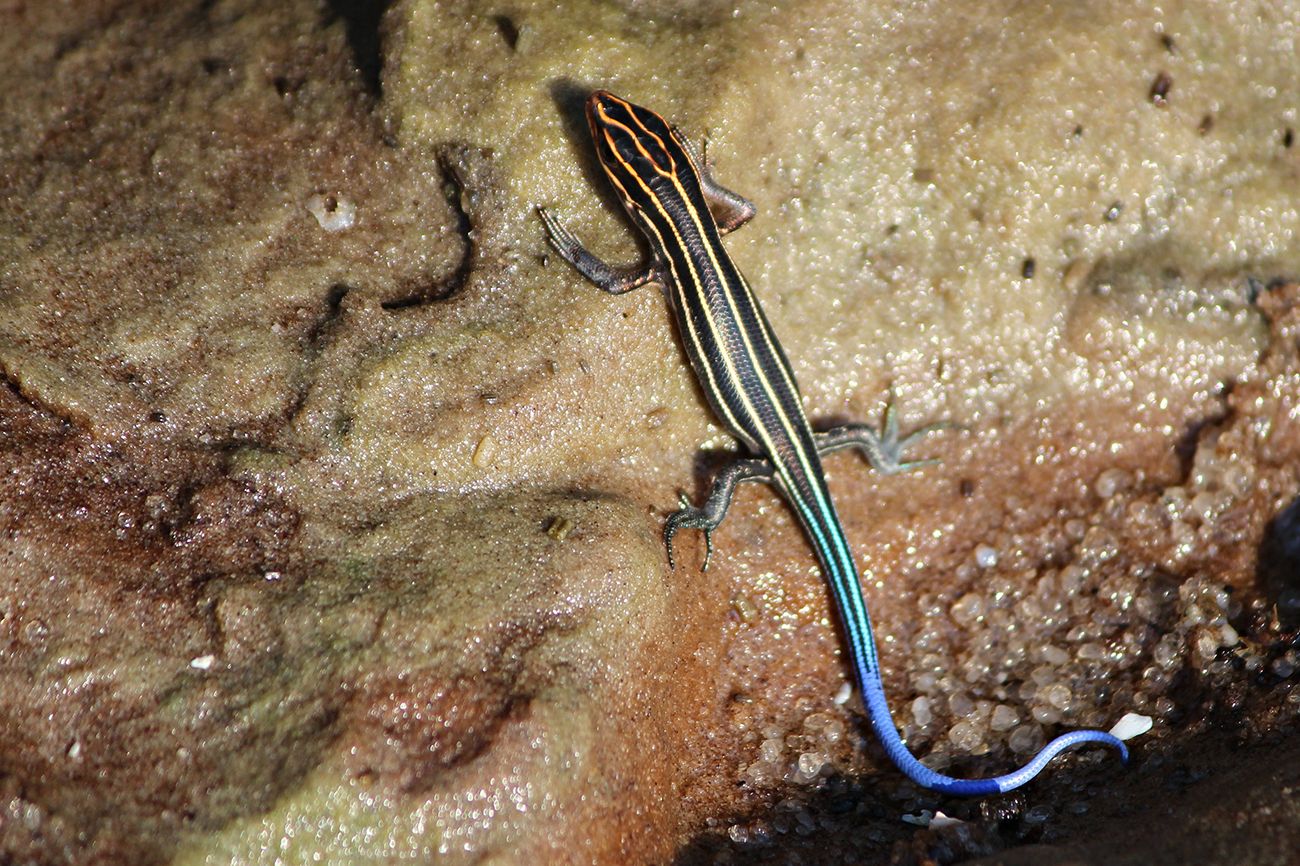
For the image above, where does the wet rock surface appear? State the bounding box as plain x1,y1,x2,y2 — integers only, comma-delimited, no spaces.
1,1,1298,864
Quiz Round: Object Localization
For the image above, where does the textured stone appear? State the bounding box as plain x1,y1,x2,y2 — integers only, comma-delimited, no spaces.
1,1,1298,865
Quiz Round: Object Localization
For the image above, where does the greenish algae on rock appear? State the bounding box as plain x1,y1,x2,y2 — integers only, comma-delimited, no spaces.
1,1,1298,865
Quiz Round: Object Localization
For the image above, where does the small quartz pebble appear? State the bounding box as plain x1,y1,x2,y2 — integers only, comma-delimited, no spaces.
833,681,853,705
1109,712,1153,741
545,516,573,541
472,434,498,468
990,703,1019,731
912,695,933,727
190,654,216,670
792,750,826,784
931,811,964,829
1094,467,1132,498
900,809,965,829
306,193,356,231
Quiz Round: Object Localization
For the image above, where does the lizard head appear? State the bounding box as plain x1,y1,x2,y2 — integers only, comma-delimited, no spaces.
585,90,695,217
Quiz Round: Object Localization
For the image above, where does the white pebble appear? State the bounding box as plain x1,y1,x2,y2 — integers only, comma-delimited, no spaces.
743,761,772,786
1094,467,1132,499
821,716,845,744
793,751,827,783
912,696,933,727
1042,682,1073,711
1041,644,1070,666
990,704,1019,732
974,545,999,569
1076,642,1106,661
306,193,356,231
1023,804,1053,824
1109,712,1153,741
950,592,986,626
901,810,934,826
1031,665,1057,686
1008,724,1043,754
803,712,831,733
931,811,965,829
1154,635,1183,669
1189,490,1224,524
1059,564,1087,593
1194,627,1221,661
948,720,985,752
1223,463,1254,497
1031,704,1062,724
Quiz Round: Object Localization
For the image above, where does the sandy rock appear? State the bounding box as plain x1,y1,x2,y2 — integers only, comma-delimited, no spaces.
1,1,1297,865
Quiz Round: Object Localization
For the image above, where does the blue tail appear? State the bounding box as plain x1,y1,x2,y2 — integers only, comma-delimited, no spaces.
855,652,1128,795
807,499,1128,794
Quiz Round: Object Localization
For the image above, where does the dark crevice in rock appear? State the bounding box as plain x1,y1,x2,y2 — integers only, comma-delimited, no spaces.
157,474,300,582
156,479,200,546
279,281,353,435
323,0,394,98
1247,275,1297,305
493,15,520,51
380,147,475,310
310,282,351,346
1259,497,1300,627
0,360,78,431
272,72,305,97
52,2,128,61
1171,395,1231,481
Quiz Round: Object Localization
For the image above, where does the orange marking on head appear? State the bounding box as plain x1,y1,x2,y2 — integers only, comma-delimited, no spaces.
587,92,677,178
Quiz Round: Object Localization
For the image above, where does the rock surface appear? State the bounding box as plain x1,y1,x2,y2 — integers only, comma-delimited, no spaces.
1,1,1297,864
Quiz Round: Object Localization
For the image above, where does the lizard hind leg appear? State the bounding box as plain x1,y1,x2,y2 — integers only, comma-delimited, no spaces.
816,395,958,475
